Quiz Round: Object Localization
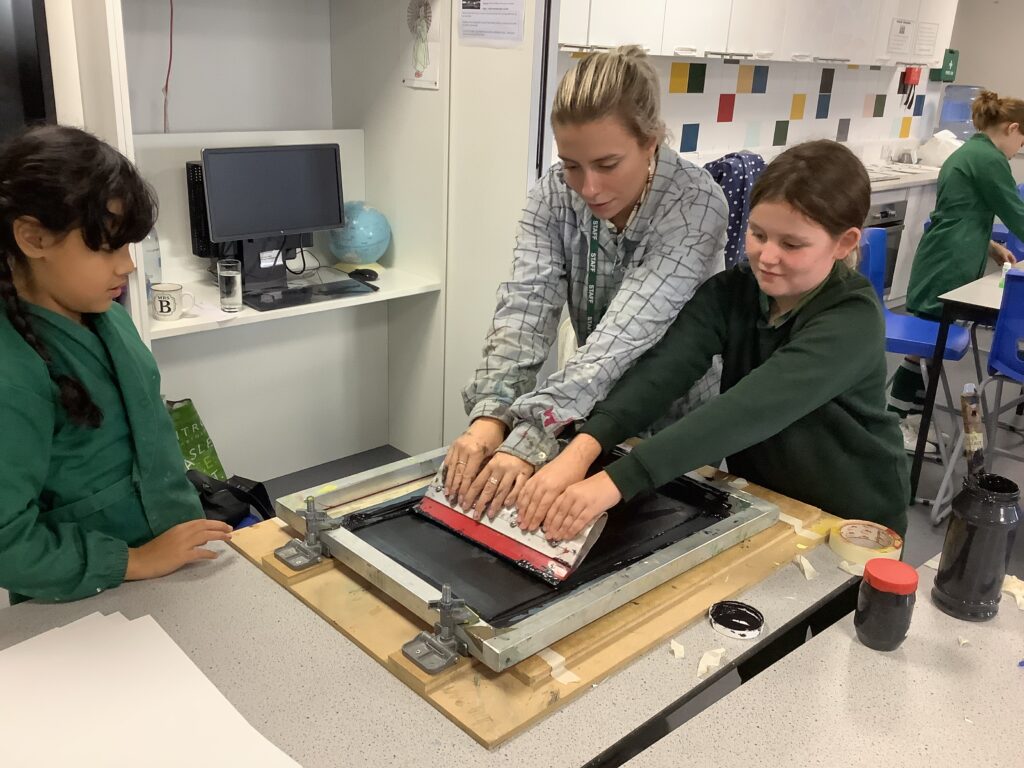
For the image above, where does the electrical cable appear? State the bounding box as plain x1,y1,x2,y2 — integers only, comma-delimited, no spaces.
162,0,174,133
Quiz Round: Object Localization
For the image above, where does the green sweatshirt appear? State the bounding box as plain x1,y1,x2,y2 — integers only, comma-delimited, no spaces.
0,302,202,604
581,262,909,537
907,132,1024,318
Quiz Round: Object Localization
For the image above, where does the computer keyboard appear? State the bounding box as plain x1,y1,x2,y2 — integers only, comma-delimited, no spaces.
243,277,377,311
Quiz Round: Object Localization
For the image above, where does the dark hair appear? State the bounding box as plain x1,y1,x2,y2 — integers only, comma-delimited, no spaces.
750,140,869,265
0,125,157,428
971,90,1024,131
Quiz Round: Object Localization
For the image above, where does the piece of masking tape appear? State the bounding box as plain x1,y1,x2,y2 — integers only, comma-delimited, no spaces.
697,648,726,678
828,520,903,565
794,554,818,580
778,512,825,541
838,560,865,577
538,648,580,685
670,639,685,659
1002,574,1024,611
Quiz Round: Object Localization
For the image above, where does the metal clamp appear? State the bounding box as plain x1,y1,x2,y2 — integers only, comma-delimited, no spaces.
274,496,341,571
401,584,473,674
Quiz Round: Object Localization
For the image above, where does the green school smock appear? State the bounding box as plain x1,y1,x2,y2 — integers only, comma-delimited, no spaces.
906,132,1024,318
0,301,202,603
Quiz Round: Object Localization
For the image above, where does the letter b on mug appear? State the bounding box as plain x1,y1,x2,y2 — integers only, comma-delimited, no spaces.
151,283,195,321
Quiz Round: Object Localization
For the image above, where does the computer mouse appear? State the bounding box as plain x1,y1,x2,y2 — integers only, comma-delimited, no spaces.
349,268,378,281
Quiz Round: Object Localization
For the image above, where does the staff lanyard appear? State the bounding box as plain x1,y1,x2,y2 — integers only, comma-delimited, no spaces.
585,216,602,335
584,152,656,335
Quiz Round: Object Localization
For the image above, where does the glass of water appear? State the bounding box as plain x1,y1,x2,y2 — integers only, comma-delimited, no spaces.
217,259,242,313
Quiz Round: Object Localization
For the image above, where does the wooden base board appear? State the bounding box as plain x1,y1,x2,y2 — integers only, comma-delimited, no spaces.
230,477,837,749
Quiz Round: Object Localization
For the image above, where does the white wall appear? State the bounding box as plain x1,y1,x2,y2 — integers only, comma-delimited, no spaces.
153,306,389,481
949,0,1023,97
443,0,541,440
330,0,450,455
121,0,333,134
949,0,1024,182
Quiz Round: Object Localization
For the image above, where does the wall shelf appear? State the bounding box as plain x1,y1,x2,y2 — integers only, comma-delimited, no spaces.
149,264,441,341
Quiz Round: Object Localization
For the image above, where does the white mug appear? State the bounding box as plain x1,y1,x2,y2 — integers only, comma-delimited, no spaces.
150,283,195,321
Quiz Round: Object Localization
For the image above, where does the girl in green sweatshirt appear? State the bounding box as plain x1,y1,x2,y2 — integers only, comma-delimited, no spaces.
0,126,231,604
514,140,909,540
889,91,1024,453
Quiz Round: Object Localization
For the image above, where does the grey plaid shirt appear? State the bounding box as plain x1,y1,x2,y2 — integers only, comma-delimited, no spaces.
463,147,728,466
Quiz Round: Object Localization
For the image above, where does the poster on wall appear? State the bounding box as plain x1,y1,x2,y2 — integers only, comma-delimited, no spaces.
403,0,441,90
459,0,524,47
887,17,915,55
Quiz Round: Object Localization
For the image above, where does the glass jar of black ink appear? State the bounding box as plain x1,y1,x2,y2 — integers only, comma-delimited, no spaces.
854,558,918,652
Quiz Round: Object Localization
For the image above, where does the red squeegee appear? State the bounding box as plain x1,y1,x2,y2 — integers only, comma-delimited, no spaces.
417,474,607,585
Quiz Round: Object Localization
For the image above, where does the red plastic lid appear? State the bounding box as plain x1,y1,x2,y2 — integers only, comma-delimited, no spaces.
864,558,919,595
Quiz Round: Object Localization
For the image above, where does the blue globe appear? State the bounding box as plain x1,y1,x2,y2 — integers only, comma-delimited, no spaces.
326,202,392,265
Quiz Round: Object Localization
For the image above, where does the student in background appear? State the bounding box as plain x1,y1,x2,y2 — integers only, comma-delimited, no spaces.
445,46,728,518
890,90,1024,451
516,140,909,540
0,125,231,604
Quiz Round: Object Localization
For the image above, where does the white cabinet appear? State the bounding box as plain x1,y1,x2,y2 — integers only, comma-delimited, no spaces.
558,0,956,66
780,0,837,62
915,0,958,66
558,0,591,47
725,0,786,59
660,0,729,57
832,0,885,64
587,0,666,52
872,0,921,66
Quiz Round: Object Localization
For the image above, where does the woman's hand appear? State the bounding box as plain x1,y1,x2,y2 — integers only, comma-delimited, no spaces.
461,452,534,519
443,417,507,501
517,434,603,532
125,519,233,581
542,471,622,541
989,240,1017,266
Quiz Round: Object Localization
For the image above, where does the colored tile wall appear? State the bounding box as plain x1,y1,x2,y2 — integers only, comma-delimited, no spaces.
556,55,942,159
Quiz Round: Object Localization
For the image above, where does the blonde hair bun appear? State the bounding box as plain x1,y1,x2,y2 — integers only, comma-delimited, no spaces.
551,45,666,145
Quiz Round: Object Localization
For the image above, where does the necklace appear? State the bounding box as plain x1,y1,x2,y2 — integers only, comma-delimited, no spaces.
610,151,656,235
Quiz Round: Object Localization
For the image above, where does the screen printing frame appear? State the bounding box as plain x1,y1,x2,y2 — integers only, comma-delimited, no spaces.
274,449,780,672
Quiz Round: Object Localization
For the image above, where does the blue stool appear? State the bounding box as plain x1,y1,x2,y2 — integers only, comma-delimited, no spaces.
861,229,970,520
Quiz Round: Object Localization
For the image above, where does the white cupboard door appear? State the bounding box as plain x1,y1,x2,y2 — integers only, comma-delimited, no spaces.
588,0,666,52
727,0,787,60
915,0,958,66
660,0,730,57
780,0,837,62
872,0,921,66
558,0,591,47
832,0,884,65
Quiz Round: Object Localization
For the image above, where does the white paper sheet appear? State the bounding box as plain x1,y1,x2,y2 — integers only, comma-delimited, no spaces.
459,0,524,47
0,613,298,767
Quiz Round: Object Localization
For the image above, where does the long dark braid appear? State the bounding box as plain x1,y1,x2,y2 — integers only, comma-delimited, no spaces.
0,125,157,428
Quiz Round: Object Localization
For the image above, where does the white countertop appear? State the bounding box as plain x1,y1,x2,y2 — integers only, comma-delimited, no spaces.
0,540,856,766
868,164,940,193
627,566,1023,768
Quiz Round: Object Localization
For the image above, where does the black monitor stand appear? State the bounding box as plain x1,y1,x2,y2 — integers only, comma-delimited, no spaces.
239,237,290,292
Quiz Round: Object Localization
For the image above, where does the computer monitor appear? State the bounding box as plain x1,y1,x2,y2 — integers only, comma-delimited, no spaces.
201,144,345,291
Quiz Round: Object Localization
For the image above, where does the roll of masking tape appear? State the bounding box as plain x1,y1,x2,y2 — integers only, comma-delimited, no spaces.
828,520,903,565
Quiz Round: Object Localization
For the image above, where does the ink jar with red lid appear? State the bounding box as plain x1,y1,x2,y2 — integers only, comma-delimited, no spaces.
854,558,918,651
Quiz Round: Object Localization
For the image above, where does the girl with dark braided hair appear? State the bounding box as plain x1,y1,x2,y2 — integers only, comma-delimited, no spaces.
0,125,231,604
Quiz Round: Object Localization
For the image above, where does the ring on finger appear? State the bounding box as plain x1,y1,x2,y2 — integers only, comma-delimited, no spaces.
488,476,499,485
456,460,467,467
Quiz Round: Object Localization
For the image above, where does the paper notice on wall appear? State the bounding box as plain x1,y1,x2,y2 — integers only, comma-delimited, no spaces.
459,0,524,47
887,17,915,55
915,21,939,58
